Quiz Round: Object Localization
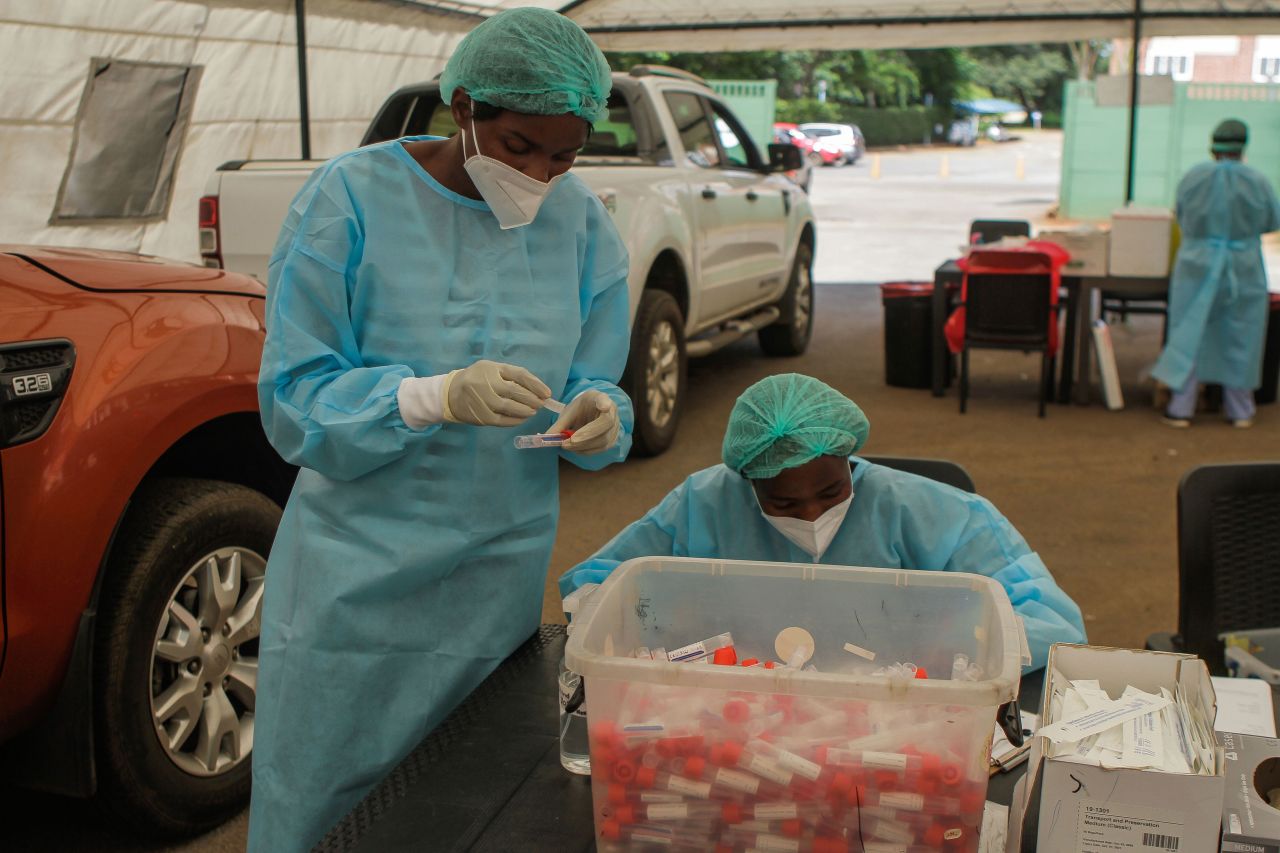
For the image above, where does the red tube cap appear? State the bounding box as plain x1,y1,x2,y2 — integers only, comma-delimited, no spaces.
712,645,738,665
635,766,656,789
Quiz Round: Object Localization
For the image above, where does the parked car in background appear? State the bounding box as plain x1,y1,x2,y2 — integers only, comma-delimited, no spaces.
0,247,296,836
770,123,815,192
202,66,816,458
799,122,865,166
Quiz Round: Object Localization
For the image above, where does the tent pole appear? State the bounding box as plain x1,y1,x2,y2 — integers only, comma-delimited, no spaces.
1124,0,1142,203
295,0,312,160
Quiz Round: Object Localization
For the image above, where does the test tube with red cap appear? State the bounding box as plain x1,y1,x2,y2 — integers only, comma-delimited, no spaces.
815,746,955,783
719,828,850,853
747,739,824,782
678,754,785,799
609,800,723,824
848,786,972,817
634,766,714,800
720,800,829,826
598,820,715,850
711,740,797,788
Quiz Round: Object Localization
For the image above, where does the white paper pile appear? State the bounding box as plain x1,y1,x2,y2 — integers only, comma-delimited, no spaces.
1037,679,1217,774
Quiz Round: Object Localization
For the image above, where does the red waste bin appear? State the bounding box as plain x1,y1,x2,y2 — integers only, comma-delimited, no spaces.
881,282,937,389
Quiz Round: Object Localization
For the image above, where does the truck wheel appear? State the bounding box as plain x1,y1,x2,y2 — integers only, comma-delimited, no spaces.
623,289,686,457
759,242,815,357
94,477,280,838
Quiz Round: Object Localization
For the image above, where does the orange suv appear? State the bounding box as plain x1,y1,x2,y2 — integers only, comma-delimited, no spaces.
0,247,294,836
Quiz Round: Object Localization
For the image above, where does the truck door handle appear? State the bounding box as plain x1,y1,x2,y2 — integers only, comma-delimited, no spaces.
746,190,760,202
701,188,717,200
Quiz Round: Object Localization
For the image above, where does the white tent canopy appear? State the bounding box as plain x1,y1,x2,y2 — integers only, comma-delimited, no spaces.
2,0,1277,262
455,0,1280,51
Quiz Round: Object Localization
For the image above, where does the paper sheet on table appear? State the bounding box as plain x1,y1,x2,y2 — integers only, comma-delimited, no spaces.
1038,690,1170,744
978,800,1008,853
1211,676,1277,737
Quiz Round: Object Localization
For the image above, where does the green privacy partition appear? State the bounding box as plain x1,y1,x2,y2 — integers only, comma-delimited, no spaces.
710,79,777,160
1060,79,1280,221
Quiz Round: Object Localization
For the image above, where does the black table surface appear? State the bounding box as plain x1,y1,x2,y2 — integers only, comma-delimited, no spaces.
318,626,1043,852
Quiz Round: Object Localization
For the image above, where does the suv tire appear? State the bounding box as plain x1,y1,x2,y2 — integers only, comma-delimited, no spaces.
759,241,815,357
623,289,686,457
95,477,281,838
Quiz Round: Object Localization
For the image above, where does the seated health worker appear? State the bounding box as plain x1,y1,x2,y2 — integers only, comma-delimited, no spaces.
560,374,1085,671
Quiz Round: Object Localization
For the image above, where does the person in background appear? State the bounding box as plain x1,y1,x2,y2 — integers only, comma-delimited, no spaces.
250,9,632,850
560,374,1085,671
1155,118,1280,428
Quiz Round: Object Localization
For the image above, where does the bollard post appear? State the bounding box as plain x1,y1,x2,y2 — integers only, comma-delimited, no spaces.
939,155,950,179
1015,154,1026,180
871,154,882,179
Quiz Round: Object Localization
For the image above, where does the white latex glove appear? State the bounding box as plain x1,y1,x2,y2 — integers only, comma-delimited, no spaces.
550,390,620,455
442,360,550,427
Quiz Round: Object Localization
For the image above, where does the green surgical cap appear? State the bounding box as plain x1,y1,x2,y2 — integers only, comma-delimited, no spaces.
1212,118,1248,154
722,374,870,479
440,8,611,124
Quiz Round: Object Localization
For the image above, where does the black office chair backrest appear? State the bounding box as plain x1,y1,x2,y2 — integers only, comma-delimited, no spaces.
1178,462,1280,664
860,455,976,493
969,219,1031,245
965,274,1053,345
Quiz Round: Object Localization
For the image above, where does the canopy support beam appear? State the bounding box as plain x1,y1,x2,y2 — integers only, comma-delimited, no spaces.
1125,0,1143,203
296,0,312,160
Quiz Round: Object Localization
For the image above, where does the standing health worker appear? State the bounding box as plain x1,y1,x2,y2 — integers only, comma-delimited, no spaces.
1154,119,1280,427
249,9,633,849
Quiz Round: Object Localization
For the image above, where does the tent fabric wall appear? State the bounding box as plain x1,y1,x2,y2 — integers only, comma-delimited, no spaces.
0,0,472,263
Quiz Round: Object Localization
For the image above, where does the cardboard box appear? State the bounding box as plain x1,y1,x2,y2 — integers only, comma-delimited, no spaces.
1110,206,1176,278
1018,644,1225,853
1037,227,1110,277
1220,731,1280,852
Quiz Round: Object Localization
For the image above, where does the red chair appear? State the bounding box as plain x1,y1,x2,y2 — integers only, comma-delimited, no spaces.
945,246,1068,418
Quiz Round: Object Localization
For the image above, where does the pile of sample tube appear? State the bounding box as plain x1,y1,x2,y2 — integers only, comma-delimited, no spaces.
590,631,991,852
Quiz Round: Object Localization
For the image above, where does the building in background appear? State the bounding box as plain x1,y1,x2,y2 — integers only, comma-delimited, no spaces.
1111,36,1280,84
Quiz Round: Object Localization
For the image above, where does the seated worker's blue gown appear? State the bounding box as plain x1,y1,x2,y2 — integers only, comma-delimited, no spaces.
1153,158,1280,394
560,458,1084,672
251,136,633,852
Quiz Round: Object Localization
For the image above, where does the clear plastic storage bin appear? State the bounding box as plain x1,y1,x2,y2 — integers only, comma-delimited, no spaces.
565,557,1025,853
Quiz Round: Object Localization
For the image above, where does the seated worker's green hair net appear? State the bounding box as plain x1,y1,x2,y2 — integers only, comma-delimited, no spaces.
440,7,611,124
1212,118,1248,155
722,374,870,479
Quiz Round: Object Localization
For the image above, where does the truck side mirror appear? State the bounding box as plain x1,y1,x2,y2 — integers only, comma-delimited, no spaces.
767,143,804,173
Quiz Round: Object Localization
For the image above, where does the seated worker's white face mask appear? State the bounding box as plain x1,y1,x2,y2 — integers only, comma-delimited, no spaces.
462,105,565,229
755,482,855,560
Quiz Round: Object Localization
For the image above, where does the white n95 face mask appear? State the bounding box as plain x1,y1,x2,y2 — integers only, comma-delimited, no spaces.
462,110,564,230
757,489,854,561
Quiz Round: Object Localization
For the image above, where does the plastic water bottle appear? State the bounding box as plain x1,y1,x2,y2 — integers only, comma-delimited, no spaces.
558,650,590,775
558,584,598,776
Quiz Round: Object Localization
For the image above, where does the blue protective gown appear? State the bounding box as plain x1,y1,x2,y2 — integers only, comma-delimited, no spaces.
250,136,633,851
559,458,1085,672
1152,159,1280,391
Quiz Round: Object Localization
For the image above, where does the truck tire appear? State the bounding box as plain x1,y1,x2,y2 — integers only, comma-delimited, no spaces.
759,241,815,357
622,289,686,457
94,477,280,838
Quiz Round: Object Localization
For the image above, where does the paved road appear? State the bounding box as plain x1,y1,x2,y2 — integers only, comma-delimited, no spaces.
809,129,1280,287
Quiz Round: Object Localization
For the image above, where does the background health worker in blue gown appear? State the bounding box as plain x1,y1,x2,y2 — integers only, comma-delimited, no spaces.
250,9,634,850
1154,118,1280,428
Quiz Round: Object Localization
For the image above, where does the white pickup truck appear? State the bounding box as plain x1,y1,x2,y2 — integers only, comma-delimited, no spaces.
200,66,816,456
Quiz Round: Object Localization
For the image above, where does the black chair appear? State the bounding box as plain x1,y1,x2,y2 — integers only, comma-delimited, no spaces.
860,455,976,493
958,272,1057,418
969,219,1031,245
1145,462,1280,673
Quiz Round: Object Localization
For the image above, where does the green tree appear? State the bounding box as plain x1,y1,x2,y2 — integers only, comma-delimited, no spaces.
968,45,1071,111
